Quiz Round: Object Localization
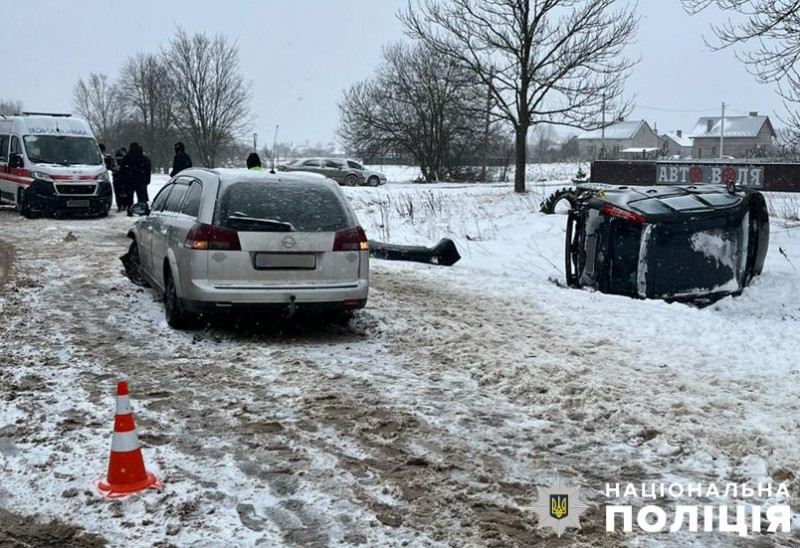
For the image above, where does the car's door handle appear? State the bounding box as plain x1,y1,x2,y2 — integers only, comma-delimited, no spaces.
146,226,153,232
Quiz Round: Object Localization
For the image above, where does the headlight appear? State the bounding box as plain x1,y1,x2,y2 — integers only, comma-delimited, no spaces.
96,172,109,183
30,171,53,182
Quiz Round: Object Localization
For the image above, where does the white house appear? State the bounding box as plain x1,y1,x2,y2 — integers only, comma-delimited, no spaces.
689,113,776,158
577,120,660,160
660,130,693,158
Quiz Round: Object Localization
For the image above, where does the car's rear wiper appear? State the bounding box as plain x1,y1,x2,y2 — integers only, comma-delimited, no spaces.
226,215,295,232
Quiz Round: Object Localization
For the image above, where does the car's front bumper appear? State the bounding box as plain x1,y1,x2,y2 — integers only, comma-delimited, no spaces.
27,180,112,215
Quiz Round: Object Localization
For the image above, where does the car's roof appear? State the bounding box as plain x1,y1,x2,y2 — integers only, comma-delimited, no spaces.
181,167,332,184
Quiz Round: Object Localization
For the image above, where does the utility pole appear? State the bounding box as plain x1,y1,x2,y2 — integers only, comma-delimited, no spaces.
719,102,725,159
601,93,606,159
253,132,257,152
480,69,493,181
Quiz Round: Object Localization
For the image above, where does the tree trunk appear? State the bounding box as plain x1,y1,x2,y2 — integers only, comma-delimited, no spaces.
514,125,528,193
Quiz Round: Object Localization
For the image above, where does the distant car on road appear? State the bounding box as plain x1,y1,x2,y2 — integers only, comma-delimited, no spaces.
278,158,387,187
123,168,370,328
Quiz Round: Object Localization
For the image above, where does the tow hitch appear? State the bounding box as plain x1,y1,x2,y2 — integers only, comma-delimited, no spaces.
286,295,297,318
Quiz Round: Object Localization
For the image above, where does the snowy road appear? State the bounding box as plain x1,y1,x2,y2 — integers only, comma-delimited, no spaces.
1,171,799,547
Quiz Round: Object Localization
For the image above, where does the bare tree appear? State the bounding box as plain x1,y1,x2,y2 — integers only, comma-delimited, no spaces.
119,52,176,169
401,0,639,192
529,124,558,163
72,73,127,144
162,28,252,167
681,1,800,144
339,42,488,182
0,99,23,115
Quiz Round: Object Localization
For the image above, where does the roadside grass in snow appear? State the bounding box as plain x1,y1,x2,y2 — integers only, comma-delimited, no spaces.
767,193,800,221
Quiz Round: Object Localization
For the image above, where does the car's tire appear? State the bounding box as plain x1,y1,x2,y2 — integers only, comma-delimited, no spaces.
344,174,359,186
16,188,34,218
540,188,579,214
164,270,196,330
125,240,150,287
367,176,380,187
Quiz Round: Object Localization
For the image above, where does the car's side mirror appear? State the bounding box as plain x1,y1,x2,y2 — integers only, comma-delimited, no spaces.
9,153,24,169
130,202,150,216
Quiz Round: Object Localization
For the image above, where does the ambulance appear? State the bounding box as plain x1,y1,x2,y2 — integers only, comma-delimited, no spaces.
0,113,112,217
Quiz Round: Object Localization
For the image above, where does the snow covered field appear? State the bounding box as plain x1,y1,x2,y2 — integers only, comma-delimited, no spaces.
0,163,799,547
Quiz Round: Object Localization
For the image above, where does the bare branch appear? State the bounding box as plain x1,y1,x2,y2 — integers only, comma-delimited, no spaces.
162,28,252,167
400,0,638,192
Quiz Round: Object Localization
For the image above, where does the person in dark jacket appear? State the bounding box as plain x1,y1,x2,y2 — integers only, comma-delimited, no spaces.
112,148,130,212
99,143,115,172
170,141,192,176
118,142,151,216
246,152,262,170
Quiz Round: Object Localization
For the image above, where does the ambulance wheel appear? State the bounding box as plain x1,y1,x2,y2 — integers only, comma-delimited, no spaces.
16,188,34,219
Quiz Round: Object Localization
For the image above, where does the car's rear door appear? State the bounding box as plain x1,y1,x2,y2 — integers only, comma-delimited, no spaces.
321,159,346,184
150,178,191,288
138,185,174,280
206,181,363,289
295,158,324,177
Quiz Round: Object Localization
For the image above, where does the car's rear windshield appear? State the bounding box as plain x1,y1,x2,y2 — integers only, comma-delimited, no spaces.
215,181,352,232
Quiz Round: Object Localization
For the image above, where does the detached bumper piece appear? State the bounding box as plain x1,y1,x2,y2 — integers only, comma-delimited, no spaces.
565,184,769,304
369,238,461,267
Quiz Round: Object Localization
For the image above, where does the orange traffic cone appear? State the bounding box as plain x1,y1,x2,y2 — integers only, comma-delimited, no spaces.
95,380,162,498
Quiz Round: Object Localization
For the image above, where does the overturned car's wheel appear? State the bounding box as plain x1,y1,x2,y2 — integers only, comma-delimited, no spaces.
540,187,579,214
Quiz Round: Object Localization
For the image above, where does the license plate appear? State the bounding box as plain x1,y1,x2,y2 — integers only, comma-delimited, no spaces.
254,253,316,270
67,200,90,208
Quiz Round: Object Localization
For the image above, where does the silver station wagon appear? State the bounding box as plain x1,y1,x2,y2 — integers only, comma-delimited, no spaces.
124,168,369,328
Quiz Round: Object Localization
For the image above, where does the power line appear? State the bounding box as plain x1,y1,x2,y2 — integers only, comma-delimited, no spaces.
634,104,718,113
635,104,761,117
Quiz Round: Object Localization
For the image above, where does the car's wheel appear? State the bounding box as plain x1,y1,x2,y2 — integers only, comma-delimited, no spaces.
124,240,150,287
540,188,579,214
16,188,34,218
164,270,196,329
344,174,359,186
367,176,380,187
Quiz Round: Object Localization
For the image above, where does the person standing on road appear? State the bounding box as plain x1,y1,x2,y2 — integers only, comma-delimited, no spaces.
246,152,262,170
119,142,151,216
99,143,115,172
170,141,192,177
112,148,130,212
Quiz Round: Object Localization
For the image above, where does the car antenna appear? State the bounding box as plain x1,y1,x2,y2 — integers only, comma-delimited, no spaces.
270,124,279,174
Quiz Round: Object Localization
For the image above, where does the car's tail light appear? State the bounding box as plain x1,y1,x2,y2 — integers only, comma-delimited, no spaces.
333,226,368,251
185,223,242,251
600,203,646,224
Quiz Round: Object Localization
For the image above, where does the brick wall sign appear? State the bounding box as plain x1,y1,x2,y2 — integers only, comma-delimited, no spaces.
655,164,764,188
590,161,800,192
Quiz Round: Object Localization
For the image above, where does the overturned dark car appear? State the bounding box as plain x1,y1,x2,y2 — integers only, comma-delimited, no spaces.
565,184,769,303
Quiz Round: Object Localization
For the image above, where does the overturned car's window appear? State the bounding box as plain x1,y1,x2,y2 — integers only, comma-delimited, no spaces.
215,182,351,232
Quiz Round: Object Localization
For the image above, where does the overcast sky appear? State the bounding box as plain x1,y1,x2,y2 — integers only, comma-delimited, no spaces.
0,0,787,149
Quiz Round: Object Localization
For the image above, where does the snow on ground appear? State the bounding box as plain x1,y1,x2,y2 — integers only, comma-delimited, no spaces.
0,163,799,547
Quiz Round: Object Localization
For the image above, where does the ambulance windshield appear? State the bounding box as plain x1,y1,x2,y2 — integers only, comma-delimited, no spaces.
23,135,103,166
